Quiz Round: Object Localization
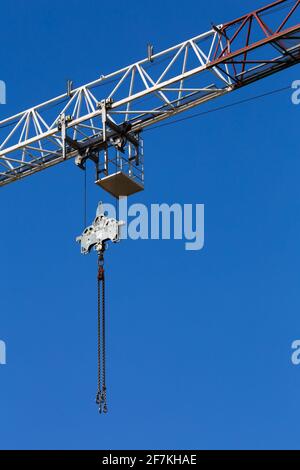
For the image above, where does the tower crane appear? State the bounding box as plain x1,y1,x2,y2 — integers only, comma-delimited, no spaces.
1,0,300,413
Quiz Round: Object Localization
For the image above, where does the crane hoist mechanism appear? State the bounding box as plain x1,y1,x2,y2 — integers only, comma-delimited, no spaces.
1,0,300,413
76,203,124,413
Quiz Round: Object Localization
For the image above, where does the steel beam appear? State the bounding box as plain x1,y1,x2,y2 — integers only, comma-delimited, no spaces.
0,0,299,186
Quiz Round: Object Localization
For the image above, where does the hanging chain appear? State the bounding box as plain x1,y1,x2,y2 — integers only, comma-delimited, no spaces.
83,167,87,229
96,247,108,414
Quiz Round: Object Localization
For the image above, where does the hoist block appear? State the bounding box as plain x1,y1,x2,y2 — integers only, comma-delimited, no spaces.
76,202,124,254
95,171,144,198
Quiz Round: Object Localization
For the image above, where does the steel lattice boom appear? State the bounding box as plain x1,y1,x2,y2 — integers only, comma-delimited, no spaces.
0,0,300,187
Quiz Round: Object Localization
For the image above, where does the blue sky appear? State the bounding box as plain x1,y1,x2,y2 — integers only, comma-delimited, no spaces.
1,0,300,450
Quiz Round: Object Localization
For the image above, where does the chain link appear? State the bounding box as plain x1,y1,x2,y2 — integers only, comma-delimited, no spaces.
101,270,107,413
96,248,108,414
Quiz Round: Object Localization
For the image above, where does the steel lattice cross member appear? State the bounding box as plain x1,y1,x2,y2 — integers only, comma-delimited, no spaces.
0,0,300,187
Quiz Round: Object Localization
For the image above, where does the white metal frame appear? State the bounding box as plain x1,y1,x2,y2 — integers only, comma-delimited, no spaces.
0,7,300,186
0,28,232,185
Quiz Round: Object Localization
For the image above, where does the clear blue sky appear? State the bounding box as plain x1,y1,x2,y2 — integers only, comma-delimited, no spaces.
0,0,300,450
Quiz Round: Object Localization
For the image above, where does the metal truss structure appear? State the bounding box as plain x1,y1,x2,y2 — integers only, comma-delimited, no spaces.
0,0,300,187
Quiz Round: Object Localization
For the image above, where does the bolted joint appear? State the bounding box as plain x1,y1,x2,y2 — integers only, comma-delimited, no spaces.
97,98,114,110
57,113,73,131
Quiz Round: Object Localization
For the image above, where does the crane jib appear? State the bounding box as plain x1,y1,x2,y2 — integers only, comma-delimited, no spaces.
0,0,299,187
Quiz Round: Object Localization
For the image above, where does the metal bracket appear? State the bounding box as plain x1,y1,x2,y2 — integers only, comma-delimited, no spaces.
57,113,73,159
66,135,99,170
58,116,99,169
147,43,154,62
59,97,140,173
67,80,73,97
76,202,124,254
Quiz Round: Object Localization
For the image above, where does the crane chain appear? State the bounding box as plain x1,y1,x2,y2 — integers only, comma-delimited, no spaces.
95,248,108,414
